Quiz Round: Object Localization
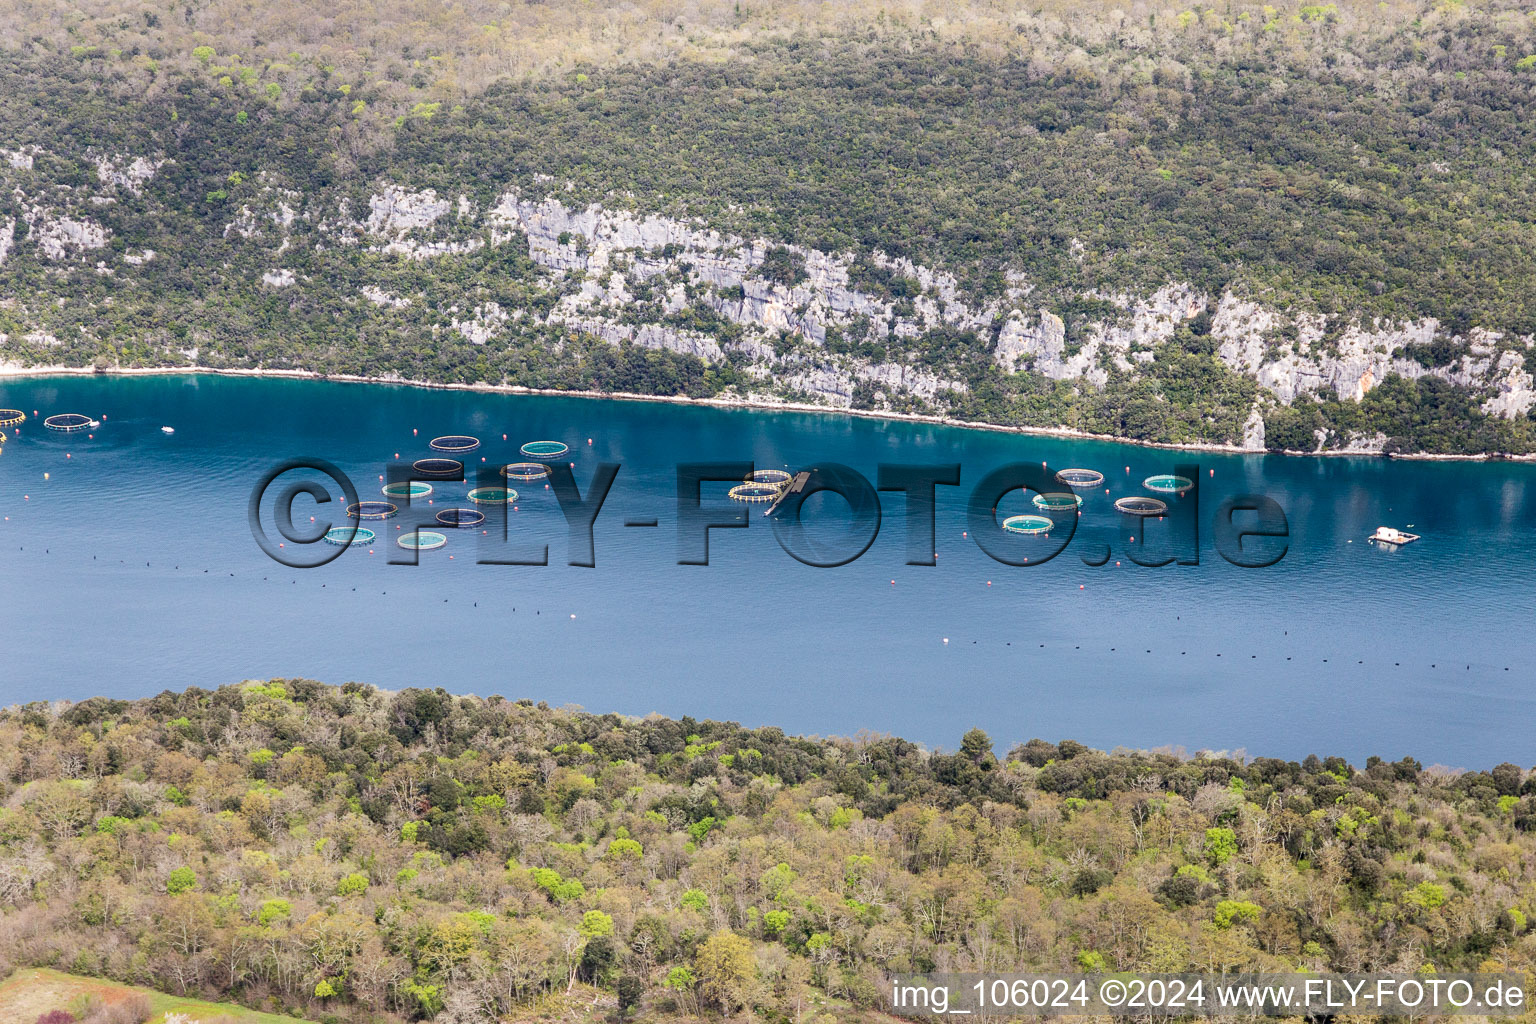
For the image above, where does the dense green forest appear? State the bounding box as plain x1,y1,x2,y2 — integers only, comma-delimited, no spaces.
4,1,1536,453
2,682,1536,1022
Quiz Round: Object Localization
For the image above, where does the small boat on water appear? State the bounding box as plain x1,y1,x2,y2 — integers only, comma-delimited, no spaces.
161,426,175,435
1369,526,1419,545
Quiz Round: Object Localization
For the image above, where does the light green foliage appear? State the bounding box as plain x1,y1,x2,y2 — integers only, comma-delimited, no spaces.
336,872,369,896
1213,900,1262,928
1406,882,1447,911
257,898,291,925
530,867,586,904
1205,827,1238,866
763,909,791,936
680,889,709,912
606,836,643,860
581,910,615,938
166,867,197,894
760,861,797,900
688,816,720,843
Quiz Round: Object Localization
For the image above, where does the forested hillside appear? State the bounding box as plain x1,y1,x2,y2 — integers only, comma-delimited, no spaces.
4,0,1536,453
1,682,1535,1022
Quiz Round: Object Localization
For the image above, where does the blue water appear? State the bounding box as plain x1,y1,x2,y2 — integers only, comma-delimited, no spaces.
0,374,1531,766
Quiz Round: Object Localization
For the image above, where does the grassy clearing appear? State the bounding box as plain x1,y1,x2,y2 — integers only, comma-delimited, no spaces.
0,968,314,1024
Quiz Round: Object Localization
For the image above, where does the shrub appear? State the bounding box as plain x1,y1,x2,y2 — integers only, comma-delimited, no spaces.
336,872,369,896
1213,900,1262,928
1204,827,1238,866
165,866,197,894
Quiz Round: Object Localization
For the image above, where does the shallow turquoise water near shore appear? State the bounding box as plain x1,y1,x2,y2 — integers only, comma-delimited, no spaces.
1,373,1532,765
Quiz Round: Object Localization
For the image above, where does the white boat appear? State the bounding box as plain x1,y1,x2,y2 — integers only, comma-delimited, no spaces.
1369,526,1419,545
161,426,175,435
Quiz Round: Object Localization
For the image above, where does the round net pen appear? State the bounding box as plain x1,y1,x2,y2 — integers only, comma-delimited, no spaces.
1143,474,1194,494
1001,514,1055,535
502,462,551,481
1031,492,1084,512
1114,496,1168,516
729,482,781,503
747,469,793,486
520,440,569,460
1055,467,1104,488
346,501,399,520
0,409,25,428
398,531,449,551
43,413,92,433
429,435,481,454
436,508,486,528
324,526,375,547
382,481,434,499
468,486,517,504
412,458,464,478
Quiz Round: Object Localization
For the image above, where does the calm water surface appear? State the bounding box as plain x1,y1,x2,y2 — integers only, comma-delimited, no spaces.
0,374,1531,765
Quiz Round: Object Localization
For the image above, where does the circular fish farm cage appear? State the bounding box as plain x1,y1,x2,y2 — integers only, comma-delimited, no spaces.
0,409,25,428
436,508,486,528
346,501,399,520
1114,496,1168,516
43,413,92,433
1143,474,1194,494
729,482,782,503
1032,492,1084,512
468,486,517,504
1055,467,1104,488
520,440,570,460
429,435,481,454
324,527,375,547
382,481,434,500
502,462,551,481
1001,514,1055,535
747,469,793,486
412,458,464,478
398,531,449,551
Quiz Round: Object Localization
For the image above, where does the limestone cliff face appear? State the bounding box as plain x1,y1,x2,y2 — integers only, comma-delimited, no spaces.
4,154,1533,452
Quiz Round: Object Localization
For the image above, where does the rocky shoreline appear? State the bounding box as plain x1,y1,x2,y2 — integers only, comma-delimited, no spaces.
2,361,1528,462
